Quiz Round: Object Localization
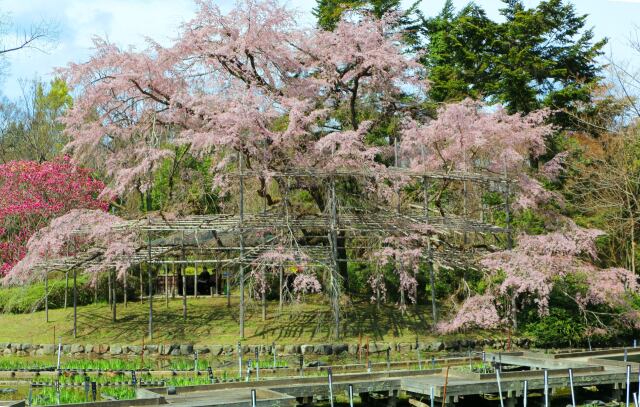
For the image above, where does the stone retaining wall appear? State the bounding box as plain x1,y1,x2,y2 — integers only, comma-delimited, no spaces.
0,338,530,357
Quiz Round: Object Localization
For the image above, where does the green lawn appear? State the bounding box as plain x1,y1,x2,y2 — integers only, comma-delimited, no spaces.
0,295,441,345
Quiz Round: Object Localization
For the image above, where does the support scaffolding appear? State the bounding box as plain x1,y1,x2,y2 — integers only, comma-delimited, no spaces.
28,166,513,339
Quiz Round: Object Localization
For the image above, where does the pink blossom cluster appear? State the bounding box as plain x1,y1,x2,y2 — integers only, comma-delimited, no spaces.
540,151,569,181
0,159,107,276
58,0,420,201
4,209,137,285
437,295,502,333
292,273,322,301
441,222,639,333
401,99,556,208
372,235,426,304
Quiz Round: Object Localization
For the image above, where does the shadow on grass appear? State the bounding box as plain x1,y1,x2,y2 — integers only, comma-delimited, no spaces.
67,298,432,344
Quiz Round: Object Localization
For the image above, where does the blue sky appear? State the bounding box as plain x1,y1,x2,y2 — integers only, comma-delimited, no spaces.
1,0,639,100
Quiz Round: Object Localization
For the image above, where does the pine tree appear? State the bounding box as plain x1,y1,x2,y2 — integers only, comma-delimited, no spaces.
419,1,496,104
420,0,606,128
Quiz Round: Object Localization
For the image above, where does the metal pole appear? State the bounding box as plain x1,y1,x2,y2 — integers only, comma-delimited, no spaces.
496,369,505,407
430,386,434,407
56,341,62,371
112,269,116,322
568,368,576,407
503,161,512,249
73,268,77,338
543,369,549,407
348,384,354,407
328,367,334,407
627,364,631,407
255,348,260,381
238,342,243,379
193,261,198,299
164,264,169,308
181,232,187,319
423,176,437,324
124,267,128,308
239,151,245,339
637,364,640,405
272,342,276,369
45,272,49,323
147,231,153,340
523,380,528,407
250,389,257,407
329,178,341,339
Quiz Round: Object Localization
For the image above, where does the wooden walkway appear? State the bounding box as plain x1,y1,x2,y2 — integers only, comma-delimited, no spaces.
130,348,640,406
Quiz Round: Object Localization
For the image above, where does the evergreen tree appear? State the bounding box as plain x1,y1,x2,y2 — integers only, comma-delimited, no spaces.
421,0,606,128
419,1,497,105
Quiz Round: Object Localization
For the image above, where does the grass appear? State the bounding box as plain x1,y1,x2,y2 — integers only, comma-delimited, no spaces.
0,294,441,345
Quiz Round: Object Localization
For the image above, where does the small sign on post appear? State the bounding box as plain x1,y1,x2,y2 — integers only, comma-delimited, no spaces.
207,366,214,383
131,370,137,387
91,382,97,402
194,351,199,374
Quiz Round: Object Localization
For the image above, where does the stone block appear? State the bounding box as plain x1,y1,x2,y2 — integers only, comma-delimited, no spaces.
332,344,348,355
70,344,84,354
40,344,56,355
284,345,300,354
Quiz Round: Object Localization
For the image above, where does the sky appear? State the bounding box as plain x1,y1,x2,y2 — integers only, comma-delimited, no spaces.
0,0,639,100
